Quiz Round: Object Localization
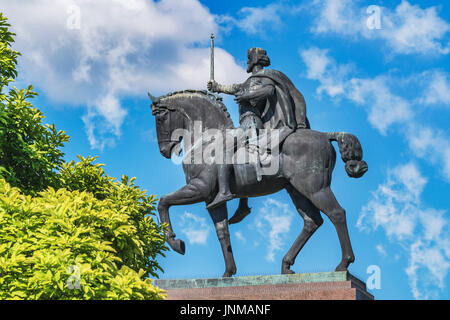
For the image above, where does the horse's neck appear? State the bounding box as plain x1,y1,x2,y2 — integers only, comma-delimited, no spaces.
182,103,232,132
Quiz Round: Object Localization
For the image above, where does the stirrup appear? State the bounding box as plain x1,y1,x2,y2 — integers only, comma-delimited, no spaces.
207,192,235,210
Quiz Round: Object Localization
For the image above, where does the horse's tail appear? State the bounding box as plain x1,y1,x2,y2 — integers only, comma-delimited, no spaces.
327,132,368,178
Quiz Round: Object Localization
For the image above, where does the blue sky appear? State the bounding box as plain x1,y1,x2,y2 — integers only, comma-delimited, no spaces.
2,0,450,299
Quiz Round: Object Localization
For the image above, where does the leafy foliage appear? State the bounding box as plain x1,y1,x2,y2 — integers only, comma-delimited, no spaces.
58,156,168,278
0,85,69,195
0,13,69,195
0,13,19,93
0,179,167,300
0,13,168,300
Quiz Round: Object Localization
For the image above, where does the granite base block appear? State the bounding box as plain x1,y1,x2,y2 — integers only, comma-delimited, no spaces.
154,271,374,300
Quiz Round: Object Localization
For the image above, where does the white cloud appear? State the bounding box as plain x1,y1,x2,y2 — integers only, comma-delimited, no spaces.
358,163,450,299
300,45,450,298
217,2,304,36
357,163,425,240
234,230,246,243
311,0,362,37
407,125,450,182
254,198,294,262
235,3,283,35
376,244,387,257
299,47,352,97
300,48,450,180
1,0,246,150
348,76,413,134
299,47,330,80
406,239,450,299
311,0,450,56
300,47,413,134
382,1,450,55
419,71,450,106
178,211,211,245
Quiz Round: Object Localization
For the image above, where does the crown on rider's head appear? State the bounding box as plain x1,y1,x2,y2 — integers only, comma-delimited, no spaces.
247,47,266,56
247,47,270,72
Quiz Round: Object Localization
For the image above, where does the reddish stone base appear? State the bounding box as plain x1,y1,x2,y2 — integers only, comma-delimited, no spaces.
155,272,374,300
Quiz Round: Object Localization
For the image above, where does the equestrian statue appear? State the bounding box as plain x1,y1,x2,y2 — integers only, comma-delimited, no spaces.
148,36,368,277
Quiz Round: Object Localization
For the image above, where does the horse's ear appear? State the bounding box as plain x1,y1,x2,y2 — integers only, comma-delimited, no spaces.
148,92,159,102
148,92,159,114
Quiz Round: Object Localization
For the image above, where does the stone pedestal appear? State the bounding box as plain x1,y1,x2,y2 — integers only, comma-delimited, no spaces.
154,271,374,300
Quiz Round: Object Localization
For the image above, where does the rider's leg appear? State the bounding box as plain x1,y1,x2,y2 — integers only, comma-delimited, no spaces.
208,113,262,210
207,164,234,209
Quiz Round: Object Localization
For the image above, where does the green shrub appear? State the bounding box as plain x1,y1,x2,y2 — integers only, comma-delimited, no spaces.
0,13,19,92
0,85,69,195
58,156,168,279
0,13,69,195
0,13,168,300
0,178,167,300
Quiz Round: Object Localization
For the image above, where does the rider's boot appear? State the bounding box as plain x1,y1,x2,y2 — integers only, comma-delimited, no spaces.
207,164,235,210
229,198,251,224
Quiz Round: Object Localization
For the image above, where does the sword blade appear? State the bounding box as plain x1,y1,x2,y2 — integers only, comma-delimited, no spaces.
210,33,214,81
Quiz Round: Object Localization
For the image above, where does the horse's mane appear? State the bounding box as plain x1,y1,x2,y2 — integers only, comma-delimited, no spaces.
159,89,233,128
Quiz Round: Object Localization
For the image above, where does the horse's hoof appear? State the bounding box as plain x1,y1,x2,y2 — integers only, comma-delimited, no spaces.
222,266,237,278
335,256,354,271
281,264,295,274
281,269,295,275
169,239,186,255
222,270,235,277
281,260,295,274
335,265,347,272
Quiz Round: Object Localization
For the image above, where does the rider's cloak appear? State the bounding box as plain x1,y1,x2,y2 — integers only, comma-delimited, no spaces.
250,69,310,133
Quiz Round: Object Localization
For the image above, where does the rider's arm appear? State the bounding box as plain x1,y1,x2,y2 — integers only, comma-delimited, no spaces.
217,83,243,95
208,80,243,95
238,78,275,106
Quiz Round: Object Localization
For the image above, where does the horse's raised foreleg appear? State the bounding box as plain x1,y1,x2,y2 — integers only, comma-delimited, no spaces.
158,181,207,255
208,203,237,277
282,186,323,274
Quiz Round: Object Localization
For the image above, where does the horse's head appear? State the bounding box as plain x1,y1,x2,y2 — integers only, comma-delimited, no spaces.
149,90,234,160
149,92,185,159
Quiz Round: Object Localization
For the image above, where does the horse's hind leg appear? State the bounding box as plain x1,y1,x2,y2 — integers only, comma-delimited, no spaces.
208,203,237,277
282,186,323,274
309,187,355,271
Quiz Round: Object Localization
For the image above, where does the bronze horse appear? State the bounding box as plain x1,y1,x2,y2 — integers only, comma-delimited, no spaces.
150,90,367,277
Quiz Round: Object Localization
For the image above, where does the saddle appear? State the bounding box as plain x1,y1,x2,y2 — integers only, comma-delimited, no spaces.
232,126,293,187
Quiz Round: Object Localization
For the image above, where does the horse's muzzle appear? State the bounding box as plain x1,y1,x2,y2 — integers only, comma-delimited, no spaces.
159,140,179,159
